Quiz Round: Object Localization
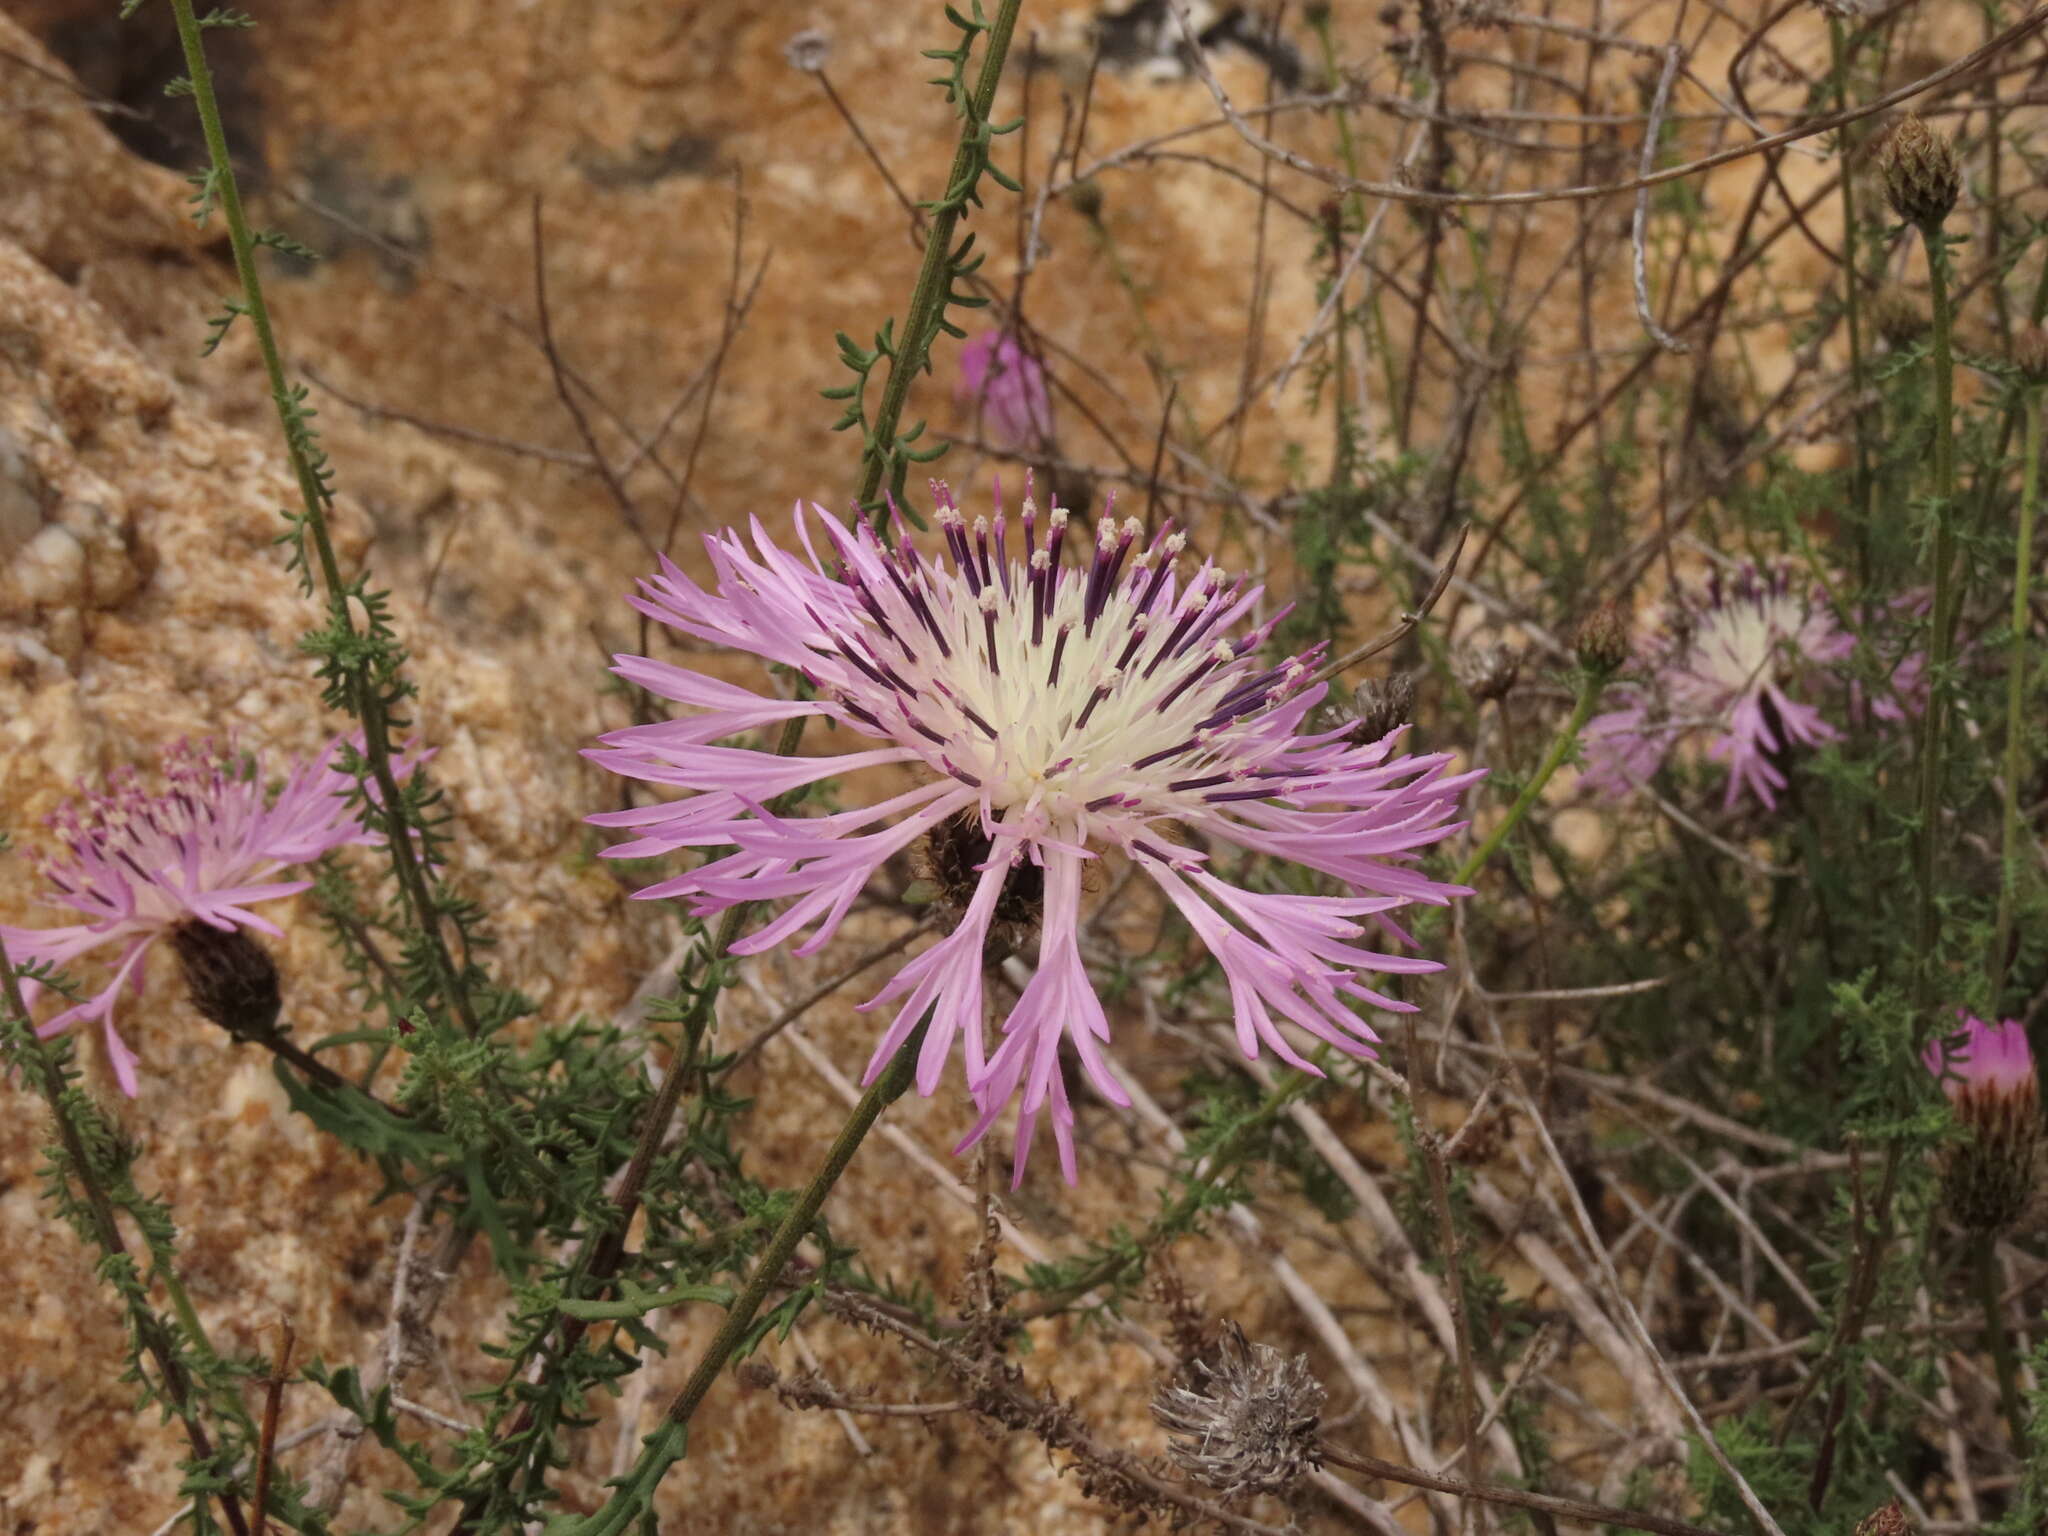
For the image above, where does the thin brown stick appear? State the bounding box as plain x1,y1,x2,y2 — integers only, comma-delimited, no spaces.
250,1321,295,1536
1322,1440,1731,1536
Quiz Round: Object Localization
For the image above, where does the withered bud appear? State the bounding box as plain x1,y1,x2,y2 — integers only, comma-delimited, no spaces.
783,27,831,73
1853,1498,1912,1536
1880,115,1960,229
1574,604,1630,678
1867,282,1929,347
2014,324,2048,386
1456,642,1521,704
1066,178,1105,223
1152,1323,1326,1497
169,919,281,1040
1349,673,1417,743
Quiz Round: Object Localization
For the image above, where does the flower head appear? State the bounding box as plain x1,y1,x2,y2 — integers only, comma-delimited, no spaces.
955,331,1053,454
1924,1013,2040,1231
1152,1323,1326,1496
1,737,387,1095
1582,562,1875,809
1881,113,1960,229
589,489,1479,1181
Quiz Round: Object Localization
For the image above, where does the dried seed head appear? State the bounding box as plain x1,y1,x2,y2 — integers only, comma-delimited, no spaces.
1349,673,1418,742
1152,1323,1326,1497
169,918,282,1040
2014,324,2048,386
1456,643,1521,703
1868,282,1929,347
783,27,832,73
1853,1498,1912,1536
1880,115,1960,229
1573,603,1630,678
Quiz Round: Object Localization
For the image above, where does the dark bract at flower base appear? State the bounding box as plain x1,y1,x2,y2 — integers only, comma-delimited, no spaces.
1924,1012,2040,1232
1,737,396,1095
587,486,1482,1183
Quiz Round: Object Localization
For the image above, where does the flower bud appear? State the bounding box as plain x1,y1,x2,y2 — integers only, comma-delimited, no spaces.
1152,1323,1325,1496
2014,324,2048,386
170,918,282,1040
1880,115,1960,229
1573,604,1630,678
1867,283,1928,347
1924,1013,2040,1232
1348,673,1417,743
1456,643,1521,703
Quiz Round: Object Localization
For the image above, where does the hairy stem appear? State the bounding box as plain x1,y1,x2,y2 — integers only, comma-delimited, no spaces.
1975,1230,2029,1457
566,1025,925,1535
1456,674,1606,885
164,0,477,1035
0,939,251,1536
1992,390,2041,997
1911,224,1959,1004
855,0,1024,510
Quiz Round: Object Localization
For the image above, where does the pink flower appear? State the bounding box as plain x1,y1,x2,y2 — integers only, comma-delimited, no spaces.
1582,563,1857,809
589,489,1481,1182
955,331,1053,453
1924,1013,2037,1104
1,737,387,1095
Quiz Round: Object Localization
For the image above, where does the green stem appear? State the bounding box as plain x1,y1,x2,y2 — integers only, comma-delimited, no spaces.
567,1027,925,1535
855,0,1024,510
1829,17,1871,556
0,940,251,1536
165,0,477,1034
1456,676,1606,886
1974,1230,2030,1457
1912,224,1959,1004
1992,390,2042,997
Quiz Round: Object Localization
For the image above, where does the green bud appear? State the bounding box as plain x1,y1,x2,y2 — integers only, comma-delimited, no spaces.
1573,605,1629,678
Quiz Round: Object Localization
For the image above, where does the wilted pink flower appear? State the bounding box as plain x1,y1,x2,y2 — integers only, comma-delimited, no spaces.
1,738,387,1095
589,489,1480,1181
1924,1012,2040,1230
1582,563,1862,809
956,331,1053,453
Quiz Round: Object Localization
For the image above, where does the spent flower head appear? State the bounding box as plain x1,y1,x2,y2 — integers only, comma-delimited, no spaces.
955,331,1054,455
1924,1012,2040,1231
1152,1323,1326,1496
1,737,391,1095
588,488,1480,1180
782,27,831,72
1880,114,1960,229
1580,562,1915,809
